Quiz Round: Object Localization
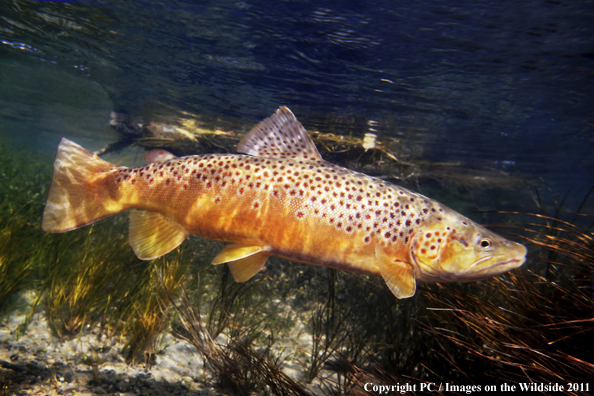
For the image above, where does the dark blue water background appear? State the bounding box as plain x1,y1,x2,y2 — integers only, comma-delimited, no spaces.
1,0,593,211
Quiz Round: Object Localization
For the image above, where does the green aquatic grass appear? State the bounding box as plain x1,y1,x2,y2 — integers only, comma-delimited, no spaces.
39,218,137,337
35,215,195,364
0,141,50,315
0,208,37,314
0,141,195,361
121,249,191,364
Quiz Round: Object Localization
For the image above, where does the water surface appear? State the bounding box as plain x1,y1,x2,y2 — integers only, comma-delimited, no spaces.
1,0,591,205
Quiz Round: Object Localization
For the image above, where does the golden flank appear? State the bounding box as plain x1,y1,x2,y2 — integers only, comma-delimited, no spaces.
42,107,527,298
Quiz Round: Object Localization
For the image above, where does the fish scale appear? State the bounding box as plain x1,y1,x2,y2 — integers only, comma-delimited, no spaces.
110,153,439,278
42,107,527,299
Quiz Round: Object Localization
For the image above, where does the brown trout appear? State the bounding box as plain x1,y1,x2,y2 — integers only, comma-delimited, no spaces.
42,107,526,298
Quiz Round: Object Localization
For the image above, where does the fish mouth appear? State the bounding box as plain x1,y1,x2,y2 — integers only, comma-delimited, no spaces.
442,254,526,282
410,246,527,282
470,254,526,277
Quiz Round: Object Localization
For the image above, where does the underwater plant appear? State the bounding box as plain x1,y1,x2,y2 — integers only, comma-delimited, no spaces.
0,138,193,362
418,187,593,391
172,274,310,396
0,142,50,315
39,218,133,337
424,217,592,386
0,207,41,315
36,216,195,363
121,251,190,364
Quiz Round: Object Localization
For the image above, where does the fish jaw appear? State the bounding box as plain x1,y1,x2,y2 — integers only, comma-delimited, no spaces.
460,248,527,281
410,212,527,283
429,242,527,283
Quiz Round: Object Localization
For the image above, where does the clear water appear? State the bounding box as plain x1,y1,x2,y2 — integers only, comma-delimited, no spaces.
1,1,593,391
2,0,593,209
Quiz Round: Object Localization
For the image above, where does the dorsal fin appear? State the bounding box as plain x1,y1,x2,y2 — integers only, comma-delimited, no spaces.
237,106,323,161
144,149,176,163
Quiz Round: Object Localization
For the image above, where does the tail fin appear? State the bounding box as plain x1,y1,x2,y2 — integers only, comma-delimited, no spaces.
42,138,120,232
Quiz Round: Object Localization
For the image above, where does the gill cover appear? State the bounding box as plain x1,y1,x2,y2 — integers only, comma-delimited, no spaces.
411,215,526,283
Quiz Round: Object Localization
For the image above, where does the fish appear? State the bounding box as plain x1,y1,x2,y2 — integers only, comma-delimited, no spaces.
41,107,527,299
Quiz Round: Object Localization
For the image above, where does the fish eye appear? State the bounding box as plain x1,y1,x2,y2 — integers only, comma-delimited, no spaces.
479,239,491,248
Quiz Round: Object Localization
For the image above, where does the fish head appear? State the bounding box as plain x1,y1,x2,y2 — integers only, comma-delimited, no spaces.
410,211,527,283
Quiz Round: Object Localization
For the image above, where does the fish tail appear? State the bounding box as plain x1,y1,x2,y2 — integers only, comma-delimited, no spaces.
42,138,120,232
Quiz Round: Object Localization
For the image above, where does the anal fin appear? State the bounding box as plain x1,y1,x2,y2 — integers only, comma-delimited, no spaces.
212,243,269,282
129,210,189,260
376,248,416,299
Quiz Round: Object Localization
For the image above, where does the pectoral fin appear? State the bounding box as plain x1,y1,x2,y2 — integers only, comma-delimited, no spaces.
129,210,189,260
376,251,416,299
212,243,269,282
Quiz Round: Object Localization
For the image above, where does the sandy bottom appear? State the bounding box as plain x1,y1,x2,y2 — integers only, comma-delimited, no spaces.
0,311,227,396
1,306,319,396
